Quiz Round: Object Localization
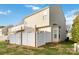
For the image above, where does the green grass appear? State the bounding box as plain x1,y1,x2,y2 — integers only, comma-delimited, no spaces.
0,40,78,55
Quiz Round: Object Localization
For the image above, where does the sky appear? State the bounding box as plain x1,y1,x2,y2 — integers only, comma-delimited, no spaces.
0,4,78,26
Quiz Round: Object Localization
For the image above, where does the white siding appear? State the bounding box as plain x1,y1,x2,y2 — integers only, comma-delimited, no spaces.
24,8,49,28
50,6,66,41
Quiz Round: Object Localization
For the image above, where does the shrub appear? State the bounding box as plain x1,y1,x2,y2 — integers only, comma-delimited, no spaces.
72,15,79,42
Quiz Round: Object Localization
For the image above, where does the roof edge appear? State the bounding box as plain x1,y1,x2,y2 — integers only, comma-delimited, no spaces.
23,5,61,22
23,6,50,21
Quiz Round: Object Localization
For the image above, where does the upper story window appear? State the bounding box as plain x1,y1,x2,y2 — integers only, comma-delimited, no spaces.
43,15,47,20
43,11,48,20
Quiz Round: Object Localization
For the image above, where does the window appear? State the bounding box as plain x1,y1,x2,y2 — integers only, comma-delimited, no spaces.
59,28,60,38
54,34,57,38
53,30,57,34
53,30,57,39
59,33,60,38
43,15,47,20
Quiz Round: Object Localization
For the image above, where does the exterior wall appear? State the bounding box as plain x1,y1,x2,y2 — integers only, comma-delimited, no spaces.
8,24,24,33
24,8,50,28
49,6,66,41
0,29,3,36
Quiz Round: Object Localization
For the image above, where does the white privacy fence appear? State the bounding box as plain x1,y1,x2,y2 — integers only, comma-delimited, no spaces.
8,26,36,47
36,31,51,47
0,36,8,41
74,43,79,52
8,25,52,47
36,27,51,47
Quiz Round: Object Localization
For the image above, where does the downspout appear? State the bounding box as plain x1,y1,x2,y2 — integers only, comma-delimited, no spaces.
35,25,37,47
21,27,22,45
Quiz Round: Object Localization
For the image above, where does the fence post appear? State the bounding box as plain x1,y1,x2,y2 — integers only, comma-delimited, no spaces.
21,26,23,45
35,25,37,47
74,43,77,52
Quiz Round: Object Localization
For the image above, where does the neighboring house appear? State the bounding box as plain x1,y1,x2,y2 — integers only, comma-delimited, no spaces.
0,26,8,41
8,5,66,47
0,25,13,41
0,28,5,41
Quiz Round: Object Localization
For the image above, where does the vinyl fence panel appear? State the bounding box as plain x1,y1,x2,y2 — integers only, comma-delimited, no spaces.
15,32,21,45
27,32,35,47
9,34,16,44
36,31,45,47
22,31,28,45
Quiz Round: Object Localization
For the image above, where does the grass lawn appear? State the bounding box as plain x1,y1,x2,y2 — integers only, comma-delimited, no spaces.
0,40,78,55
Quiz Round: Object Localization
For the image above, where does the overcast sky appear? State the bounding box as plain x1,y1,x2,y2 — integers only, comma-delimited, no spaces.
0,4,78,26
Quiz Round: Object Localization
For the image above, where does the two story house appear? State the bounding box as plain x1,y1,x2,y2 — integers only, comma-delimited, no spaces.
8,5,66,47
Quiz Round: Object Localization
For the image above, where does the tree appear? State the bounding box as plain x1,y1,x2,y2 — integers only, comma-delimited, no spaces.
72,15,79,42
